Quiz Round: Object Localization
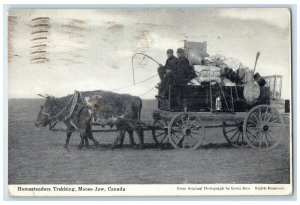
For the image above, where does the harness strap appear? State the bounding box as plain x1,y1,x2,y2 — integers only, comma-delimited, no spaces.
48,94,74,120
47,91,88,130
69,105,90,131
64,91,79,120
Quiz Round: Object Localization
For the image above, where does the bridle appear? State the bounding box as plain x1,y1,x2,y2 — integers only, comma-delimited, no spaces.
40,91,84,126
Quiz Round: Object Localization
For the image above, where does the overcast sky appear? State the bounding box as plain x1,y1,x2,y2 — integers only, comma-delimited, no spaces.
8,8,291,99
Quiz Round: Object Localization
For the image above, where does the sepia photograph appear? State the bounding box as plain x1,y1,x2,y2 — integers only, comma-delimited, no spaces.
7,8,292,196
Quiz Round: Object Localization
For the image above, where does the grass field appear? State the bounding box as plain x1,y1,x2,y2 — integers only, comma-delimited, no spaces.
8,99,290,184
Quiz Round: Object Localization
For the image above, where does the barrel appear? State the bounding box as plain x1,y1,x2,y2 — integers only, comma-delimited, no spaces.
243,81,260,105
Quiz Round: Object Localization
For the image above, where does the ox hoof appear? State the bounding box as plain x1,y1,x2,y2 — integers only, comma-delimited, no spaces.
78,145,84,150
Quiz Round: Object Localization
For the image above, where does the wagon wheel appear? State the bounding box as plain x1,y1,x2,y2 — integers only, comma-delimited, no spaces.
223,120,249,147
152,119,169,147
168,113,205,150
243,104,285,150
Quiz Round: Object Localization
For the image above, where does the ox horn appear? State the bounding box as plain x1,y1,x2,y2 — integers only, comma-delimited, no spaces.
37,94,47,98
37,93,53,98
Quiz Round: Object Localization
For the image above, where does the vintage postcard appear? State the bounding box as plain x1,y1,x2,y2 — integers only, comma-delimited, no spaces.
7,8,292,196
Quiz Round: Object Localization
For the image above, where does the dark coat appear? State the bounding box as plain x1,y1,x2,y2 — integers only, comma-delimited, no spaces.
164,56,178,72
174,56,196,82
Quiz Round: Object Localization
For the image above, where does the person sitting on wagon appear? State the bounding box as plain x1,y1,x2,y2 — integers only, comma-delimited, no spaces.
158,49,178,80
173,48,196,84
157,49,178,96
158,48,196,98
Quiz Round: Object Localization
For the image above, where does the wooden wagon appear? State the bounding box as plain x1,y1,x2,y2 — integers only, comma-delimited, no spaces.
150,83,286,150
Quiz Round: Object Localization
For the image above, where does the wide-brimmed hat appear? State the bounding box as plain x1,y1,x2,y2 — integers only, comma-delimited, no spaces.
176,48,184,54
166,49,173,54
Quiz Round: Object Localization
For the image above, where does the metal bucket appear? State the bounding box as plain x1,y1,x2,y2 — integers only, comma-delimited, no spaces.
254,72,267,87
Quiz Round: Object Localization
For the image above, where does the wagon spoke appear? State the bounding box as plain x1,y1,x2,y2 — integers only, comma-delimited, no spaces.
247,124,256,128
263,132,269,147
264,111,276,124
267,130,278,141
174,121,184,129
172,133,181,139
263,107,269,122
159,135,168,143
250,130,262,144
172,126,182,131
247,128,261,138
258,134,262,148
265,131,276,145
176,134,186,146
152,119,169,145
247,120,257,127
229,129,239,141
155,132,166,138
188,134,199,143
241,130,245,146
246,129,255,141
191,131,201,135
236,132,241,145
163,119,168,126
248,119,257,125
223,120,247,148
251,113,261,124
156,120,165,128
226,128,238,134
188,118,201,129
258,108,263,122
267,118,280,125
181,115,187,127
172,128,184,136
267,119,285,127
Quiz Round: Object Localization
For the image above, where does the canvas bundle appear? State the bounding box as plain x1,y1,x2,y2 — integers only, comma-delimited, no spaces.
191,65,222,84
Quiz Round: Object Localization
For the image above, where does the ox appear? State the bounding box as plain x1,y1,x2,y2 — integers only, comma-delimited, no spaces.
35,90,143,149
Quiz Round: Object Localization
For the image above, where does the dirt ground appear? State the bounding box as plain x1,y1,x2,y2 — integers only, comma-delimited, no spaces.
8,99,290,184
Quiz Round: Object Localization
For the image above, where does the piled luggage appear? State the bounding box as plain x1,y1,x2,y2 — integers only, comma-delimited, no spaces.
184,41,254,86
191,65,222,84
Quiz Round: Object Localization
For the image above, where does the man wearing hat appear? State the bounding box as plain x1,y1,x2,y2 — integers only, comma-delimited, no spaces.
157,49,178,96
159,48,196,98
158,49,178,80
173,48,192,83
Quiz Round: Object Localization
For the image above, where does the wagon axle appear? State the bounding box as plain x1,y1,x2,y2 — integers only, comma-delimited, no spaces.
263,125,269,131
183,128,192,135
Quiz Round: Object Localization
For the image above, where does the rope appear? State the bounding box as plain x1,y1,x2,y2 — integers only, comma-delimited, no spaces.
109,52,161,94
48,94,74,120
132,52,161,85
110,74,158,92
138,86,156,97
64,91,79,120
